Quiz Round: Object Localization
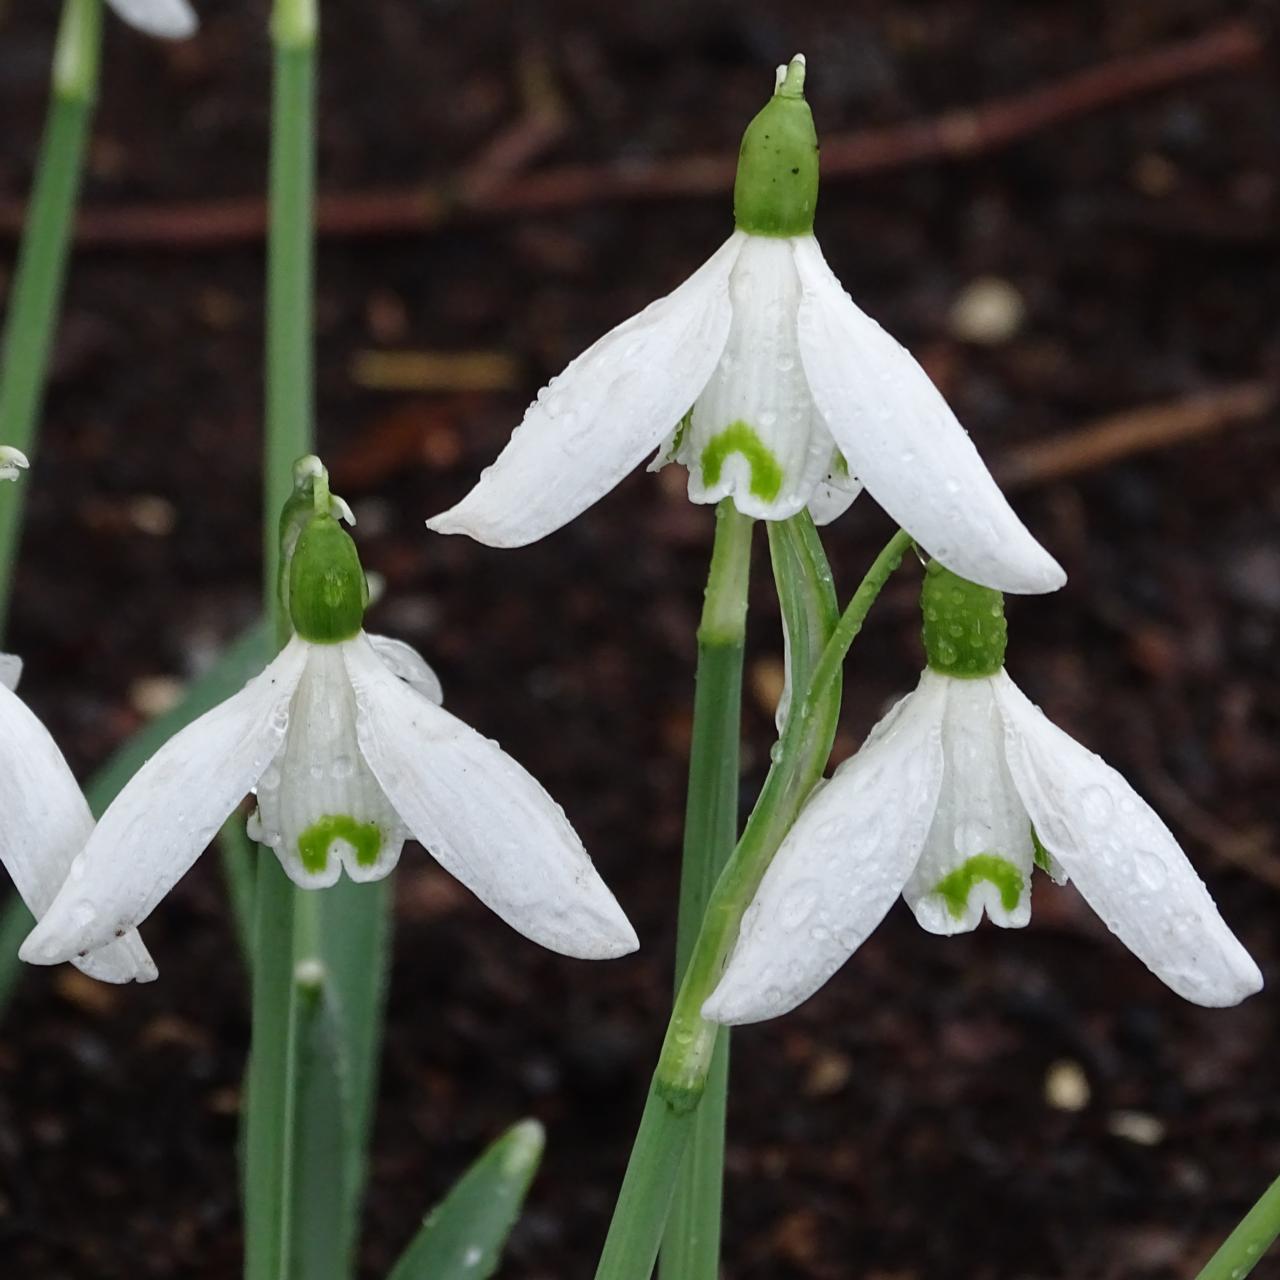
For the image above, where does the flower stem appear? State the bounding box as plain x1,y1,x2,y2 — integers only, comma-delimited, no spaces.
1194,1173,1280,1280
659,501,753,1280
654,514,848,1110
263,0,316,648
597,517,915,1280
245,3,317,1277
0,0,101,632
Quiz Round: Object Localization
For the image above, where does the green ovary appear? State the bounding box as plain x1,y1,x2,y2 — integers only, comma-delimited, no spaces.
933,853,1024,920
298,814,383,874
700,421,784,502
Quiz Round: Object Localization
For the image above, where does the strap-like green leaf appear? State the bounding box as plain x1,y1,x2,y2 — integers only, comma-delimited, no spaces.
387,1118,545,1280
291,964,358,1280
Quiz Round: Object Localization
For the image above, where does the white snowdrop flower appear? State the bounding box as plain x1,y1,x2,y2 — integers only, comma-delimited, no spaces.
428,55,1063,596
0,652,156,983
105,0,197,39
23,482,637,972
0,447,29,482
705,562,1262,1023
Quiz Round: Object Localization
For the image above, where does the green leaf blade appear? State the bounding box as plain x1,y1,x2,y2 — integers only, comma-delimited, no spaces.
388,1119,545,1280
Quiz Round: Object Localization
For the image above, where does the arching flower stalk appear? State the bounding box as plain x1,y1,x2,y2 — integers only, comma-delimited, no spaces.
22,460,637,972
704,562,1263,1024
428,55,1063,597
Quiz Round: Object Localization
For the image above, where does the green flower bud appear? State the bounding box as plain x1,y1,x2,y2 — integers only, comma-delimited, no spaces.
733,54,819,238
288,514,368,644
921,560,1007,678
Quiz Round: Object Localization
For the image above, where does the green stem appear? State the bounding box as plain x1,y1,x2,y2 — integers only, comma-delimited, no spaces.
245,858,302,1280
244,3,317,1277
654,516,869,1109
659,501,752,1280
597,515,906,1280
0,0,101,632
1194,1173,1280,1280
263,0,316,647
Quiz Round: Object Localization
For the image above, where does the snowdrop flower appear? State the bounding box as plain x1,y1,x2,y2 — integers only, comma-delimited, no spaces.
0,655,156,983
705,562,1262,1022
429,56,1063,596
0,453,153,983
23,462,637,971
105,0,197,39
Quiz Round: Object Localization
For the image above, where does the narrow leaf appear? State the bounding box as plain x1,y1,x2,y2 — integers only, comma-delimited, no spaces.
388,1118,545,1280
291,962,357,1280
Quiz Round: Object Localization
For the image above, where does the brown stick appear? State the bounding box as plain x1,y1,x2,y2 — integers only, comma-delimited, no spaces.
0,20,1263,250
995,380,1276,490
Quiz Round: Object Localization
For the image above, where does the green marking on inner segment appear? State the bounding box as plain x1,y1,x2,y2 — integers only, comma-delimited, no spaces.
298,814,383,874
700,420,784,502
933,853,1024,920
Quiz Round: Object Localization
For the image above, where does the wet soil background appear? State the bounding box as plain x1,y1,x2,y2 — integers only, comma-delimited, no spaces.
1,1,1279,1276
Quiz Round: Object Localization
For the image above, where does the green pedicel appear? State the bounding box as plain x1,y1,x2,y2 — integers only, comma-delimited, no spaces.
934,853,1024,920
733,55,819,238
921,560,1007,677
700,421,784,502
298,815,383,875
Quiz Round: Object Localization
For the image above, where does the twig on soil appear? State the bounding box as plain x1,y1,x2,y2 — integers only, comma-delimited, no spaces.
995,380,1277,490
0,20,1263,249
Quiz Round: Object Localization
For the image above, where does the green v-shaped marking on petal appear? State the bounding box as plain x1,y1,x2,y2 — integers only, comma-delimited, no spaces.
933,853,1024,920
298,814,383,874
700,421,784,502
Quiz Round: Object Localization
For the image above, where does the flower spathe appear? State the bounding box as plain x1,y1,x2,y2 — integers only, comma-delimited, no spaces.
428,56,1064,597
704,568,1262,1023
22,628,638,969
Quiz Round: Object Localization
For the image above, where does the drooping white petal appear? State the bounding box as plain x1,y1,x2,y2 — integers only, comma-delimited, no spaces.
367,634,444,705
427,234,743,547
704,673,947,1024
792,236,1065,595
343,634,637,959
0,652,22,691
105,0,198,38
0,683,155,983
904,675,1035,934
993,672,1262,1007
252,644,407,889
21,639,309,966
677,236,837,521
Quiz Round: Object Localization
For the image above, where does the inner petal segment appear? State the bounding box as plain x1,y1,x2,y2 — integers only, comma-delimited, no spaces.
251,644,406,887
905,677,1034,933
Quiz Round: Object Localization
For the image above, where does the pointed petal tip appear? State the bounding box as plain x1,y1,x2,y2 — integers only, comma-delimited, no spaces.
425,508,528,548
555,909,639,961
18,924,73,968
931,544,1066,597
700,980,782,1026
109,0,199,39
1182,949,1264,1009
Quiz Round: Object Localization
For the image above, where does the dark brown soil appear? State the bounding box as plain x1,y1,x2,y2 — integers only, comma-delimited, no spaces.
1,2,1278,1277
